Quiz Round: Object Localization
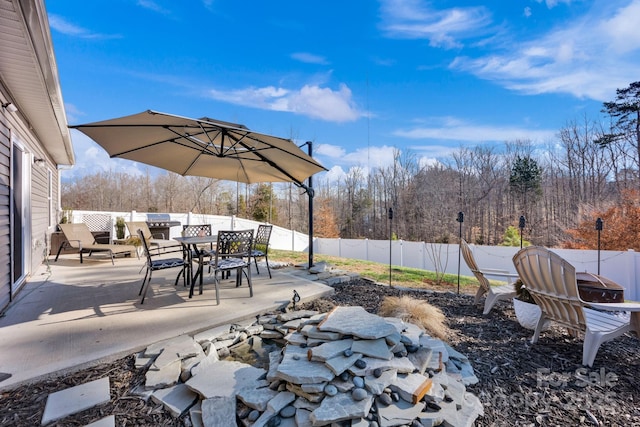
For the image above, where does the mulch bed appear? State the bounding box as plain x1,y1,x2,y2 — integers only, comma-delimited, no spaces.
1,279,639,426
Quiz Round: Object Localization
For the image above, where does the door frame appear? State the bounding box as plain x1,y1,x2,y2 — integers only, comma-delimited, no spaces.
10,135,32,298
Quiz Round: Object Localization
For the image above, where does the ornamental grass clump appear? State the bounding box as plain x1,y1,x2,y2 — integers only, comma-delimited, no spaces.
378,295,450,340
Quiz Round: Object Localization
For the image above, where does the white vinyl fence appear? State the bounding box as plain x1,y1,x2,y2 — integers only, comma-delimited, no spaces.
315,238,640,301
68,210,310,252
67,211,639,301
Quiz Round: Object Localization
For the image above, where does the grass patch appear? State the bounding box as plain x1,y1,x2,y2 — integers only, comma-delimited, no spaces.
269,249,483,294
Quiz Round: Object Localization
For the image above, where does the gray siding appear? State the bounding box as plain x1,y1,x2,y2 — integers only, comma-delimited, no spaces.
0,119,10,311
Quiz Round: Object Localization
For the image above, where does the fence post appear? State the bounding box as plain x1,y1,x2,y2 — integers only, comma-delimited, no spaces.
627,249,638,301
365,238,369,261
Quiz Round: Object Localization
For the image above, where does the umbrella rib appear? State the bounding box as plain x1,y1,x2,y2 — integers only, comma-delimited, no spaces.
225,132,312,185
101,126,220,159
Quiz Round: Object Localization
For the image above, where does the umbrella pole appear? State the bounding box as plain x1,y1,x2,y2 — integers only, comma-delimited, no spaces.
306,141,314,269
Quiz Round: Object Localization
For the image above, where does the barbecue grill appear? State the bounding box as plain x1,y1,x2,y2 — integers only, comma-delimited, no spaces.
146,213,181,239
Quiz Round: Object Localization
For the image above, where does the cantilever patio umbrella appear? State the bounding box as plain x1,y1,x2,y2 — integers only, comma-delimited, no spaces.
70,110,326,186
71,110,327,267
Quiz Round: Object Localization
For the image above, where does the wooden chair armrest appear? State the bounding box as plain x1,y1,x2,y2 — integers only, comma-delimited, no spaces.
479,269,519,284
587,302,640,312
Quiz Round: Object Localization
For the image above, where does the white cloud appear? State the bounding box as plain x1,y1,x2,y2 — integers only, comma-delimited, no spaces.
316,144,346,158
316,144,398,170
343,145,396,169
322,165,348,184
393,118,555,143
63,103,84,125
207,83,360,122
48,14,120,39
63,131,145,180
450,1,640,101
524,7,532,18
137,0,174,16
379,0,493,49
535,0,574,8
418,156,441,168
291,52,329,65
599,0,640,53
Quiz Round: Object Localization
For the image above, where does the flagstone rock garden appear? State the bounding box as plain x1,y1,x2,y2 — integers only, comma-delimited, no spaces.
1,277,639,426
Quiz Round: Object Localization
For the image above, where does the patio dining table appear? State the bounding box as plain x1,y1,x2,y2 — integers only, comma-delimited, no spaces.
173,235,217,298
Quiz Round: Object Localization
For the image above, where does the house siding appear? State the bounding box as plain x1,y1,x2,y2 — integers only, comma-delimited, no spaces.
30,155,55,272
0,105,60,312
0,118,10,311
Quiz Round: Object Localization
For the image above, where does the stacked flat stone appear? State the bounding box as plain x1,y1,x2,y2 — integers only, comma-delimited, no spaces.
135,306,483,427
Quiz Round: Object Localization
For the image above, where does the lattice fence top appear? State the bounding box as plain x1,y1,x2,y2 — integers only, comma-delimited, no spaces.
82,214,113,232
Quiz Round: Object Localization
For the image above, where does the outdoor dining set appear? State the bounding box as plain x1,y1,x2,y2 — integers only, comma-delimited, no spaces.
54,220,273,306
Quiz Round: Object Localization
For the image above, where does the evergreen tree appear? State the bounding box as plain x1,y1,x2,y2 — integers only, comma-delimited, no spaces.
509,156,542,197
250,183,277,223
596,81,640,180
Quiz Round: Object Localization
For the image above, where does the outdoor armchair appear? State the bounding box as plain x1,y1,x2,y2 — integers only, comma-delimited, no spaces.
460,239,518,314
512,245,632,366
55,223,136,265
195,229,254,305
137,229,187,304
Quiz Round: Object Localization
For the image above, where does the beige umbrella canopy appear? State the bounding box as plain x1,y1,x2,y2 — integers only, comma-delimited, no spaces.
70,110,326,186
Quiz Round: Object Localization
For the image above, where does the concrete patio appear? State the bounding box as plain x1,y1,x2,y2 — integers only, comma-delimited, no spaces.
0,252,334,391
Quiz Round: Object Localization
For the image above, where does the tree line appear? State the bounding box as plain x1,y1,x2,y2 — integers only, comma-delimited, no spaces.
62,82,640,250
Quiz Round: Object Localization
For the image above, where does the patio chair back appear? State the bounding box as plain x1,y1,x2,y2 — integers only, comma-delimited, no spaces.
460,239,517,314
512,245,632,366
59,223,98,247
126,221,153,240
205,229,254,305
182,224,215,254
215,229,254,261
460,239,490,296
182,224,213,238
512,245,586,332
251,224,273,278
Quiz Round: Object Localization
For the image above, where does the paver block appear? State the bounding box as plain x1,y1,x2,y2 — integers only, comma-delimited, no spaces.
42,377,110,425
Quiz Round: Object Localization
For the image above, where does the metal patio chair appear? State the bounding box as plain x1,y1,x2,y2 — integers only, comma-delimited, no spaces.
137,229,187,304
194,229,254,305
251,224,273,278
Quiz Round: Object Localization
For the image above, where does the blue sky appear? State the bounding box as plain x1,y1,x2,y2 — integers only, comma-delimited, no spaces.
48,0,640,183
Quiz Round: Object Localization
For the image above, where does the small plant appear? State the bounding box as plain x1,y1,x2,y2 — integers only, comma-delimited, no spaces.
124,235,141,247
499,225,531,247
60,208,73,224
115,217,126,239
514,279,536,304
